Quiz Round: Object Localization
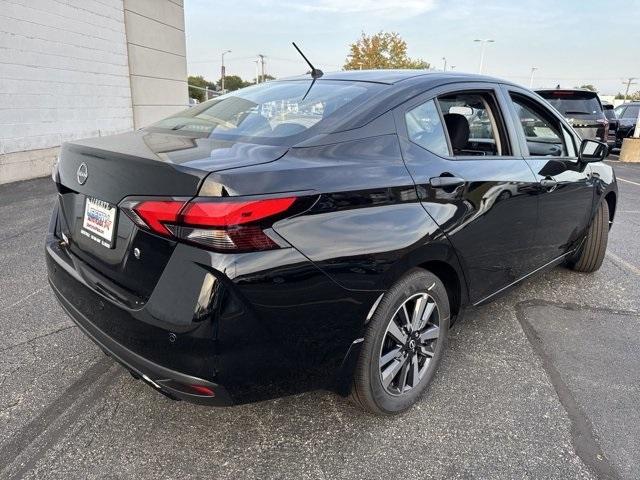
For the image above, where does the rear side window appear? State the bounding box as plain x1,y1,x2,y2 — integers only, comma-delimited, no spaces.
405,99,449,156
537,91,602,116
511,94,567,157
437,92,508,156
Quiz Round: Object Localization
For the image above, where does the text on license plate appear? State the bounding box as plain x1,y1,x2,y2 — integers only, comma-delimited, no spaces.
81,197,117,248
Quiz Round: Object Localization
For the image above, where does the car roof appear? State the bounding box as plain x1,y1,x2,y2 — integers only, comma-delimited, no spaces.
535,88,596,93
278,69,506,85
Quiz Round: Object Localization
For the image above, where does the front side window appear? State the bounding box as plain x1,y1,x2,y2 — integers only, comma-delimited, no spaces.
405,99,449,156
614,106,626,118
149,80,383,142
511,95,566,157
437,92,507,156
562,127,577,157
623,105,640,119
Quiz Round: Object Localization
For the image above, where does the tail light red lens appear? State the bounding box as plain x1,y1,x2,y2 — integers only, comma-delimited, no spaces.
120,197,296,252
133,200,184,236
181,198,296,227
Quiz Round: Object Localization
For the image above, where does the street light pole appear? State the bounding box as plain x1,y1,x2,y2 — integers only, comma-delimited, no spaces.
442,57,447,72
529,67,538,88
623,77,637,102
474,39,494,74
220,49,231,94
258,54,265,83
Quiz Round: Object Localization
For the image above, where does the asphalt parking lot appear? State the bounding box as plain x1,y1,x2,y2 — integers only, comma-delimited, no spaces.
1,159,639,480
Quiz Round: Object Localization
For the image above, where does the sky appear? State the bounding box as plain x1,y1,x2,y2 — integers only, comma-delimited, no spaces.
185,0,640,95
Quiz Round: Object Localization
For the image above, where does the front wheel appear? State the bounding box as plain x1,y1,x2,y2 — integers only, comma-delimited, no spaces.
350,269,450,415
567,201,609,273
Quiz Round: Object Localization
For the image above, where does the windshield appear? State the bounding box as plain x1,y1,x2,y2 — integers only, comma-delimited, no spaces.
537,91,602,116
150,80,382,141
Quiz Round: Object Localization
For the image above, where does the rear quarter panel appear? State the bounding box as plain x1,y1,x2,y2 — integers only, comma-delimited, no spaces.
202,131,466,296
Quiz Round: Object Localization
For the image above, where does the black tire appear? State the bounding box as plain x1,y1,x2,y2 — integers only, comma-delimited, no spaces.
567,201,609,273
350,269,450,415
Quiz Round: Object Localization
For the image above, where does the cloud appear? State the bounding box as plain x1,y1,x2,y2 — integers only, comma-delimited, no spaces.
285,0,437,19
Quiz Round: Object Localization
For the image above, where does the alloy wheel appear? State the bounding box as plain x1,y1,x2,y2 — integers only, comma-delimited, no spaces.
378,292,440,396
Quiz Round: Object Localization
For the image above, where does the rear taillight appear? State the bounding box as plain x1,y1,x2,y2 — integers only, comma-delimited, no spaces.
596,118,609,140
120,197,296,252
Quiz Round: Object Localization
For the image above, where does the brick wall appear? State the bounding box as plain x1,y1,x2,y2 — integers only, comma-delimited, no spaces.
0,0,134,183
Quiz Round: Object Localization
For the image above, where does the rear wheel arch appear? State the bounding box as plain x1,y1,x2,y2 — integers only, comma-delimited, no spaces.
416,261,463,322
604,191,616,228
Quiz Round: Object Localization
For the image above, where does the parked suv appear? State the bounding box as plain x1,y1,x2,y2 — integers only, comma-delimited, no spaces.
47,71,617,414
613,102,640,148
602,102,619,148
536,89,609,145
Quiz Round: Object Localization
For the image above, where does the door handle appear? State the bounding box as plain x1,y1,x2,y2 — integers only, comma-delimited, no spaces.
429,176,465,189
540,178,557,190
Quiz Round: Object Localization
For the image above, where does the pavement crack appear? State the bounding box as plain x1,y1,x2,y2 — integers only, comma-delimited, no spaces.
517,298,639,317
0,286,47,313
0,323,76,353
515,300,623,480
0,224,44,243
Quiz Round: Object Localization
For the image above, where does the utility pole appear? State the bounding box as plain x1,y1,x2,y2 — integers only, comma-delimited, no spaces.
220,49,231,94
442,57,447,72
622,77,637,102
529,67,538,88
474,39,494,74
258,54,265,83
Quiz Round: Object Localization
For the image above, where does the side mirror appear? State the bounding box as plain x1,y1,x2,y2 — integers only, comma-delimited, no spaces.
579,139,607,163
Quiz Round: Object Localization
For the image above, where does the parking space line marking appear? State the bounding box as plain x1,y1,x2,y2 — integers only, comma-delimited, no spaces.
618,177,640,187
606,251,640,276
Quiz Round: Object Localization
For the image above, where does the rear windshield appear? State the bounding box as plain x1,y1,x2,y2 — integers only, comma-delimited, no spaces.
149,80,383,142
537,91,602,116
602,105,616,120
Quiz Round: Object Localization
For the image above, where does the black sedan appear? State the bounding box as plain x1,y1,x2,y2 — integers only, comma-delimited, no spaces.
614,102,640,148
47,71,617,414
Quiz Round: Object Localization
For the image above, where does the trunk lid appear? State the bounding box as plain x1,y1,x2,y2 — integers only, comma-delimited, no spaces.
55,130,288,300
57,130,288,203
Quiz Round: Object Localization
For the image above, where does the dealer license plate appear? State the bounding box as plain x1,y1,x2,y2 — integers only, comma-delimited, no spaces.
81,197,117,248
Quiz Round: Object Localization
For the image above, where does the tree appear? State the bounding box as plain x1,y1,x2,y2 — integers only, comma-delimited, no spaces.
216,75,251,92
188,75,215,102
577,84,597,92
254,74,276,84
343,32,429,70
615,90,640,101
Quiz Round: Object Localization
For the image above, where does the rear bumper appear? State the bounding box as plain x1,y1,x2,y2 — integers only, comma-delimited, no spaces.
47,240,233,405
49,275,232,405
46,201,374,405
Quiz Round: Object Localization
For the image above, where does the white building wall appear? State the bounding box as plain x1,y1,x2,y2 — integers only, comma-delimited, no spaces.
0,0,135,184
123,0,188,128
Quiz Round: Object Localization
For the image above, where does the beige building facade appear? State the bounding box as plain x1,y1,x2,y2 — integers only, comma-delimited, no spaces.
0,0,188,184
